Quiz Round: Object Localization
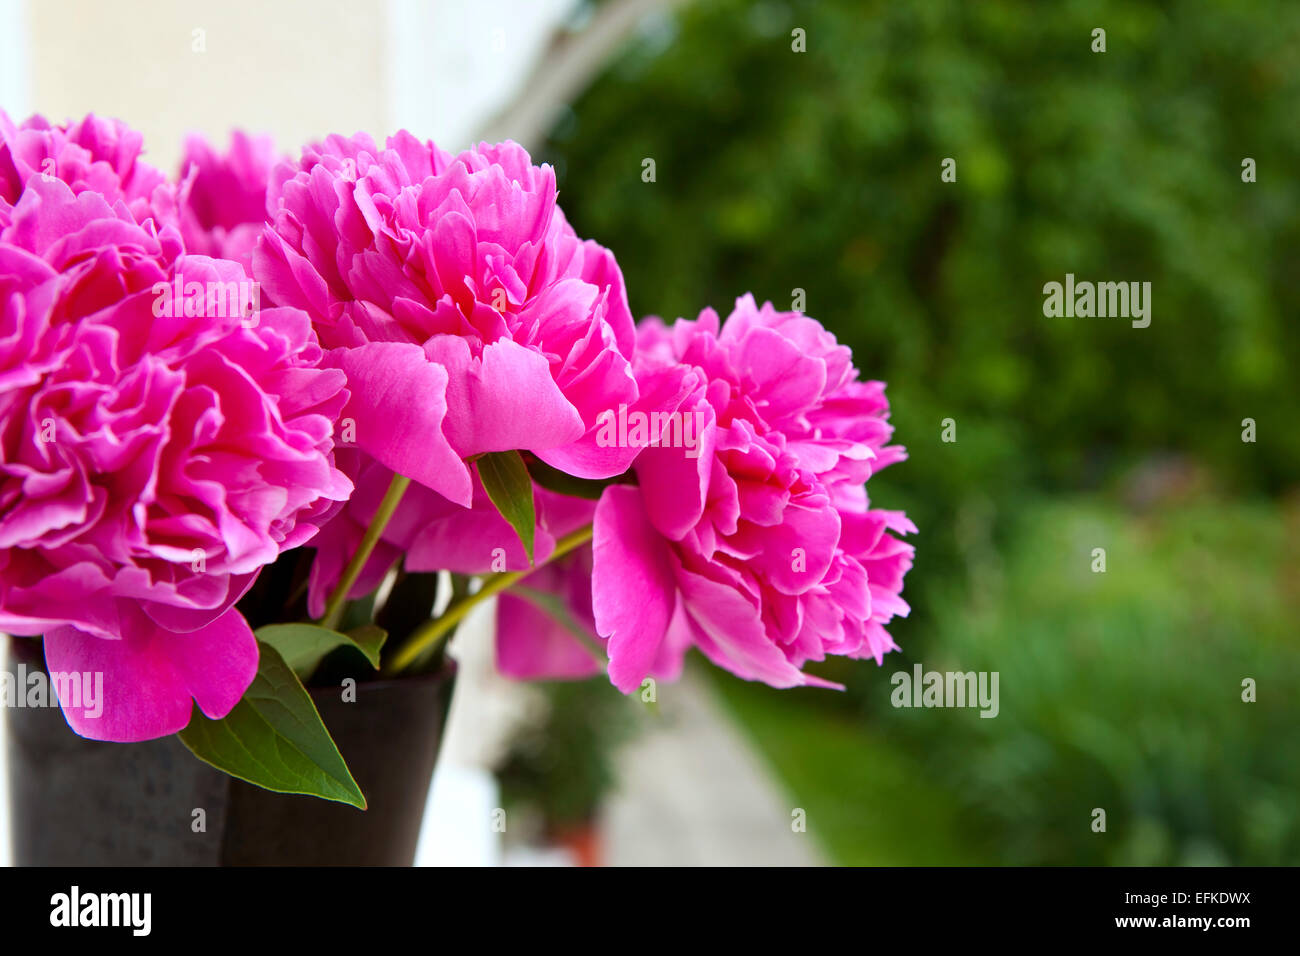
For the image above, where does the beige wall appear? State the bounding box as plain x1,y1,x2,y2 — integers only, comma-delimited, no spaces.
28,0,388,172
14,0,578,173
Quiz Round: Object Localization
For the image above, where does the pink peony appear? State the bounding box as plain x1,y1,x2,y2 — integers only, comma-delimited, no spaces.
177,130,278,271
0,168,351,740
0,110,179,230
302,448,596,618
254,133,659,509
571,295,916,692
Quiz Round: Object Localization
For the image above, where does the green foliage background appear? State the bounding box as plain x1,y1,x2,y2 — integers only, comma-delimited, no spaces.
518,0,1299,864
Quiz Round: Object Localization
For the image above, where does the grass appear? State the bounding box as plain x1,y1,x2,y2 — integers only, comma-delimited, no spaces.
708,491,1300,865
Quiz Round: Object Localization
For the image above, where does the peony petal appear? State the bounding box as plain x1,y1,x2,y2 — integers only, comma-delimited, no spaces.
496,555,602,681
591,485,677,693
676,563,841,689
328,341,472,505
497,591,602,680
43,604,258,742
425,335,584,460
631,371,715,539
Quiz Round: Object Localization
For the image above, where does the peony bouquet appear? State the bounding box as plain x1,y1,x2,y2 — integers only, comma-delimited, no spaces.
0,112,913,808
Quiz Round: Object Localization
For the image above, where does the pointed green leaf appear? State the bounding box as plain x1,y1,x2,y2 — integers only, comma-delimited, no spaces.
178,641,366,809
345,624,388,662
257,622,386,679
525,456,619,500
477,450,536,563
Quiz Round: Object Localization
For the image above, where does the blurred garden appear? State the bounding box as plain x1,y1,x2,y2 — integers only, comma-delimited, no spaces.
500,0,1299,865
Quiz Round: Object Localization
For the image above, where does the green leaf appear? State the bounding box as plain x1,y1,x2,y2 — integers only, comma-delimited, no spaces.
178,641,366,809
339,592,377,634
344,624,389,663
477,450,536,563
256,622,386,679
525,456,621,500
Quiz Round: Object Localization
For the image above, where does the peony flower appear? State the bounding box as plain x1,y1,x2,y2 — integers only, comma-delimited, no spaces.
302,448,596,618
0,170,351,741
177,130,278,272
575,295,916,692
0,110,179,230
254,132,661,510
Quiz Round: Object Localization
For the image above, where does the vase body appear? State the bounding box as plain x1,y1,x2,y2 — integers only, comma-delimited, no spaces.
4,638,454,866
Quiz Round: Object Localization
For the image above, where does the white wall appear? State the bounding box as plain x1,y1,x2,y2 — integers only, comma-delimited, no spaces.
1,0,576,170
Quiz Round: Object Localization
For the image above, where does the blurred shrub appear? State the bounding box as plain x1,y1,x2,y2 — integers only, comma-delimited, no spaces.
541,0,1300,865
543,0,1300,622
714,494,1299,864
880,495,1300,865
498,679,638,833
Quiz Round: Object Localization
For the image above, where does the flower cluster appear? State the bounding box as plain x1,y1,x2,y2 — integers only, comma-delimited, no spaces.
494,296,914,691
0,112,913,751
177,130,279,271
591,296,914,691
0,111,179,229
0,114,349,740
255,133,648,505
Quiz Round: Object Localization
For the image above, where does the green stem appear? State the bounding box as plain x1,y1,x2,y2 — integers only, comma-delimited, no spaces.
384,523,595,675
320,473,411,631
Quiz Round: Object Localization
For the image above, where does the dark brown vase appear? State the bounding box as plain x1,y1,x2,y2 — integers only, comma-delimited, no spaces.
4,637,455,866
